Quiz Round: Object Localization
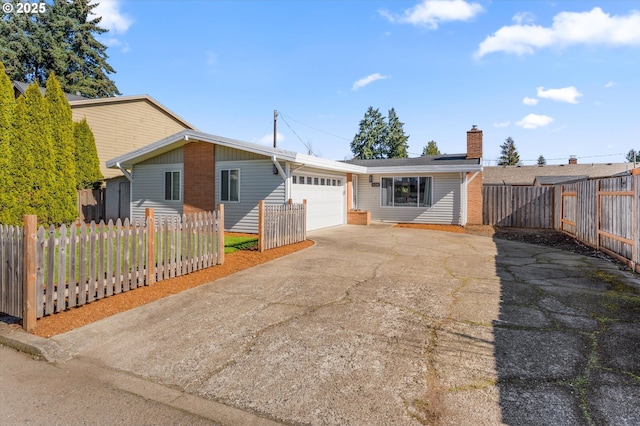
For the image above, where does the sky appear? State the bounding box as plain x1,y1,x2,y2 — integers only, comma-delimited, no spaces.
91,0,640,165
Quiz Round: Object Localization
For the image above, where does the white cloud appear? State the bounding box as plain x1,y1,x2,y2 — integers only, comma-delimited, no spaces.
513,12,535,25
256,132,284,146
523,97,539,105
605,81,617,88
493,121,510,128
380,0,483,29
352,73,388,91
91,0,133,34
475,7,640,58
537,86,582,104
516,114,554,129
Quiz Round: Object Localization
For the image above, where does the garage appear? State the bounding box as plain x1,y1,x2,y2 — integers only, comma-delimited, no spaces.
291,172,346,231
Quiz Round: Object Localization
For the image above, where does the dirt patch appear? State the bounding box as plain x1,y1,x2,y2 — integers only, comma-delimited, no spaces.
394,223,630,268
29,239,313,338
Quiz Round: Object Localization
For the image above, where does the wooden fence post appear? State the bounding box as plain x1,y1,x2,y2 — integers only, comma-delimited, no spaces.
146,208,155,285
258,200,265,252
217,204,225,265
303,199,307,237
22,215,37,332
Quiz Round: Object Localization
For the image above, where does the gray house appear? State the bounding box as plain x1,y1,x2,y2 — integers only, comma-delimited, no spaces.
106,127,484,232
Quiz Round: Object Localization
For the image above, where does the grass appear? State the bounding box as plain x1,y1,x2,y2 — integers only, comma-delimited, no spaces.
224,235,258,254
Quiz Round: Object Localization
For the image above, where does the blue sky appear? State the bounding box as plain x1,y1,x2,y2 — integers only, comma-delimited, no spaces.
92,0,640,165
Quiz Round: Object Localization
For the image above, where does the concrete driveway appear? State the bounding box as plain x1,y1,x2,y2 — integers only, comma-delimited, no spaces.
45,224,640,425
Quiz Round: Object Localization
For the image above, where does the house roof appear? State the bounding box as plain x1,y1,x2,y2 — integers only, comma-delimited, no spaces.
107,130,483,175
13,80,88,101
484,163,634,185
69,95,197,130
533,175,589,186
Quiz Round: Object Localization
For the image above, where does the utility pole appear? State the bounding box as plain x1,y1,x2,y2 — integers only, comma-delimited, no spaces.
273,110,278,148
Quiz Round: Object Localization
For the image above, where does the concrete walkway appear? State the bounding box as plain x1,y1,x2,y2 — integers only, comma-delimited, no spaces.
2,224,639,425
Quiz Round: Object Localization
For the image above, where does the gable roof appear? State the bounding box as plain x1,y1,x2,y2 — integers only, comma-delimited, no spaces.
107,130,483,175
13,80,88,101
69,95,196,130
484,163,634,185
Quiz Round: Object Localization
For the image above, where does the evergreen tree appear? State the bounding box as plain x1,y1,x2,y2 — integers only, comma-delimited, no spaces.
537,155,546,166
498,137,520,166
351,106,387,159
15,83,55,224
45,72,77,224
74,118,103,189
0,5,44,83
626,149,639,163
0,0,120,97
0,62,17,224
386,107,409,158
421,140,441,156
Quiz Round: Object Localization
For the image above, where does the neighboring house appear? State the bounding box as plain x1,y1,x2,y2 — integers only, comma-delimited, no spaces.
13,81,196,221
106,127,484,232
484,159,633,186
12,80,87,101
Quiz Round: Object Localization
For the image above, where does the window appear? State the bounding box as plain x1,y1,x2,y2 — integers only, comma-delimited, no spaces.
164,171,180,201
221,169,239,202
306,177,312,185
314,177,319,185
320,178,325,185
381,176,432,207
293,175,297,184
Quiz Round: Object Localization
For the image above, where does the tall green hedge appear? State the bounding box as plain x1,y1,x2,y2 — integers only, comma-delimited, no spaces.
46,73,77,224
74,118,103,189
2,62,103,226
0,62,17,224
15,83,56,224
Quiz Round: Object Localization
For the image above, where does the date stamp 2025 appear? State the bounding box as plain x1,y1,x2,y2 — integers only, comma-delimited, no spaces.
3,2,46,14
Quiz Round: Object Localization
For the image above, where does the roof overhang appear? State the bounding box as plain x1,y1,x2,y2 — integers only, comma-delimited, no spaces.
107,129,482,175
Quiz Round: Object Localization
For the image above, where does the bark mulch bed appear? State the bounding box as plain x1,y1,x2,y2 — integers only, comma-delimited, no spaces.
30,239,313,338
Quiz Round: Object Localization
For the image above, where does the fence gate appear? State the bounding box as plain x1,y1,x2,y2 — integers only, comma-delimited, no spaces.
560,183,577,236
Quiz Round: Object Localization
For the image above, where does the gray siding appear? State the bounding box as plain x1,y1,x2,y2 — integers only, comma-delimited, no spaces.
216,145,264,161
356,173,462,224
131,163,184,219
139,147,183,165
217,159,285,233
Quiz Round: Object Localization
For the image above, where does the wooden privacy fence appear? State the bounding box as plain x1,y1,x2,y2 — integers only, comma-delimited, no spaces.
78,188,105,223
0,206,224,331
559,173,638,272
483,185,553,228
483,170,640,273
258,199,306,251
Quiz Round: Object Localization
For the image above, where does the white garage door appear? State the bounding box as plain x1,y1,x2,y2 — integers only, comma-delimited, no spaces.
291,174,345,231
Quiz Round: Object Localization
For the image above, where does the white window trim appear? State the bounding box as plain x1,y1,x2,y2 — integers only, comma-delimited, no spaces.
220,168,240,203
379,175,434,208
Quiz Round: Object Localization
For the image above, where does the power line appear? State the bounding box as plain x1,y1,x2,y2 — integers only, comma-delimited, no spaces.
278,113,315,155
278,112,351,142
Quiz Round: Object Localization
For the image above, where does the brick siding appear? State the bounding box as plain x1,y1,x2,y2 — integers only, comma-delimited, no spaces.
183,142,215,215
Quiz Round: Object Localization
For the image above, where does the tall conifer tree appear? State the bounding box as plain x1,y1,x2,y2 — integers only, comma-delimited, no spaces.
0,0,120,97
351,107,388,159
0,62,17,224
46,72,77,224
386,108,409,158
74,118,103,189
15,83,55,224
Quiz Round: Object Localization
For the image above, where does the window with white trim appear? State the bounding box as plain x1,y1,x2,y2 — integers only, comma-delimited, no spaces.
164,171,181,201
221,169,239,202
381,176,432,207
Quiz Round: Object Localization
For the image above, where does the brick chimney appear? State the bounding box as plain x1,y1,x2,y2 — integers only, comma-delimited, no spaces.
568,155,577,165
467,125,483,159
465,125,483,226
